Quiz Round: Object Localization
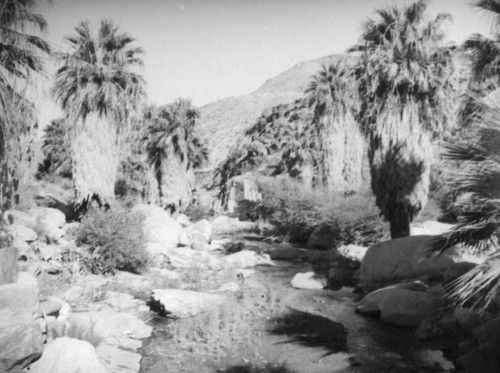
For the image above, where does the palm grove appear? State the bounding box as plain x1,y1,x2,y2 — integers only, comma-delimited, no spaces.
1,0,499,308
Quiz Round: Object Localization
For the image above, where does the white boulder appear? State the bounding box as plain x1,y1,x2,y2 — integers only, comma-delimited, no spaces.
151,289,226,318
132,204,182,250
291,272,326,290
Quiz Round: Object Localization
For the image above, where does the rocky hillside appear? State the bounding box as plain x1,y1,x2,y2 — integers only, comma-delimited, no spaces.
197,54,347,168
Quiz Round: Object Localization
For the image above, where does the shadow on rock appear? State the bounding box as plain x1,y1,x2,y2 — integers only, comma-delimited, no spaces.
268,309,348,356
219,363,295,373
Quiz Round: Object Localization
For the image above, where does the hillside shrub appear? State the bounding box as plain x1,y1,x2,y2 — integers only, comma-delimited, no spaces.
254,177,388,246
76,206,148,274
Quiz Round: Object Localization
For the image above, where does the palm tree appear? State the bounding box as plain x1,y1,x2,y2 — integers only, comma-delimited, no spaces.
0,0,50,208
429,92,500,310
306,61,364,194
52,19,145,201
350,0,455,238
144,99,208,211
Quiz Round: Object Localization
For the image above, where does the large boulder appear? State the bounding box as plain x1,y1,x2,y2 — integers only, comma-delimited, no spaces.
33,207,66,242
27,337,108,373
151,289,226,318
0,322,44,372
307,223,341,251
0,272,39,327
356,285,442,327
178,219,213,246
8,224,37,242
132,204,182,249
359,235,459,292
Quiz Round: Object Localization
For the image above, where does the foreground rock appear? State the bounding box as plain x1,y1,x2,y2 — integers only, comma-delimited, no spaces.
0,322,44,372
151,289,226,318
28,337,107,373
356,285,442,327
291,272,325,290
359,235,459,292
132,204,182,250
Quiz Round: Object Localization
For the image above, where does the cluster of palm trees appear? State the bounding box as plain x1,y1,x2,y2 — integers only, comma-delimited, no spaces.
0,3,207,211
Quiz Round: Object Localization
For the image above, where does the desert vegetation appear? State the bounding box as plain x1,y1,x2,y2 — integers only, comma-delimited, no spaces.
2,0,500,372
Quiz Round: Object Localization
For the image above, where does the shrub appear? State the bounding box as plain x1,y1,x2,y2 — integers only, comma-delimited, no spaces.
254,177,388,246
76,206,148,274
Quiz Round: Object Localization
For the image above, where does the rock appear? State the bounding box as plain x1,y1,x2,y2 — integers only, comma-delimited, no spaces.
162,246,220,269
458,343,500,373
3,210,36,229
179,219,213,246
151,289,226,318
356,286,442,327
27,337,108,373
359,235,459,292
144,242,169,268
8,224,37,242
224,250,275,268
412,221,453,236
307,223,341,251
270,244,305,260
176,214,191,228
291,272,325,290
66,309,152,351
337,244,368,262
13,238,31,258
0,246,18,285
454,308,493,334
327,267,358,290
33,207,66,243
103,291,148,314
149,268,181,281
416,313,462,340
443,262,477,283
96,344,141,373
212,282,241,293
132,204,182,249
473,318,500,345
40,300,63,316
212,216,259,235
0,322,44,372
0,272,39,327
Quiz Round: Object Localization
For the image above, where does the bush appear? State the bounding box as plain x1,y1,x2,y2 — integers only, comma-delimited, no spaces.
76,206,148,274
254,177,388,247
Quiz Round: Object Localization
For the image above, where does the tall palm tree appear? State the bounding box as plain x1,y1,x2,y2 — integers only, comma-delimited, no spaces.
52,19,145,201
429,92,500,310
306,61,364,194
350,0,455,238
0,0,50,208
144,99,208,211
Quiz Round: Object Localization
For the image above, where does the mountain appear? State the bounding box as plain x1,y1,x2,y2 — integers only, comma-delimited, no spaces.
197,54,347,168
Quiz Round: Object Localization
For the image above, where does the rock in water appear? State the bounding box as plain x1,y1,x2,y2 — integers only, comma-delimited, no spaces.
150,289,226,318
224,250,275,268
132,204,182,250
27,337,108,373
356,286,442,327
291,272,325,290
359,235,458,292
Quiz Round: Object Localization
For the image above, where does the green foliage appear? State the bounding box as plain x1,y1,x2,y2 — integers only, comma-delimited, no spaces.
76,207,148,274
254,177,388,246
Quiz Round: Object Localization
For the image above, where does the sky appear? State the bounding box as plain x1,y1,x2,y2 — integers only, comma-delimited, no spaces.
37,0,493,122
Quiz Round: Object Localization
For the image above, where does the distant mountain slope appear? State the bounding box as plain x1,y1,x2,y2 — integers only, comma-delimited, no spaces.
197,54,347,168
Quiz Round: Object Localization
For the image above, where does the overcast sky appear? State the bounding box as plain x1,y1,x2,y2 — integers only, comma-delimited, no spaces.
38,0,491,122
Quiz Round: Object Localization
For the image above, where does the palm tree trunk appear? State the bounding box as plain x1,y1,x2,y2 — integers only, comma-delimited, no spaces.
322,112,364,194
71,113,119,201
389,202,411,238
159,147,195,211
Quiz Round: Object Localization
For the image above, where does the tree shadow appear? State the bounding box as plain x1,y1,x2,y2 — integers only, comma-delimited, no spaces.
268,309,348,356
220,363,295,373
